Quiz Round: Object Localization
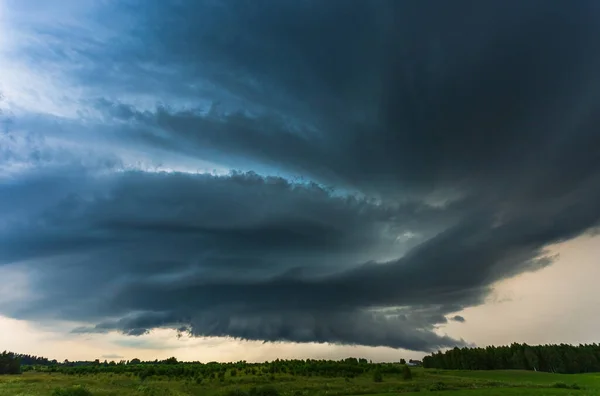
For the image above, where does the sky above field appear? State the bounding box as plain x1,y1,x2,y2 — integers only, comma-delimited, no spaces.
1,0,600,362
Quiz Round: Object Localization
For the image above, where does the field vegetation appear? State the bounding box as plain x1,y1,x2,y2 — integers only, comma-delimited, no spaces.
1,344,599,395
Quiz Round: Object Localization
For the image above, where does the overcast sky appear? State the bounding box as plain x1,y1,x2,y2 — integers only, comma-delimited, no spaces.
1,0,599,362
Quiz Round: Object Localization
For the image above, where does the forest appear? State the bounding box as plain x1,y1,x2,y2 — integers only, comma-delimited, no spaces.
422,343,600,373
2,342,600,377
0,351,21,375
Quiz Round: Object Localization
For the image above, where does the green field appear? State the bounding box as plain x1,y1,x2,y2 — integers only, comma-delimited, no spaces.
1,368,599,396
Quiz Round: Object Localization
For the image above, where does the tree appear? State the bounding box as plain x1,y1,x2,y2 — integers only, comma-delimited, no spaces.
0,351,21,374
422,343,600,374
164,357,178,365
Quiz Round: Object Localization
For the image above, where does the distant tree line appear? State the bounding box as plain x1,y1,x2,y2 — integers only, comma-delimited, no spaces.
16,354,56,366
7,354,414,382
11,342,600,378
0,351,21,374
423,343,600,374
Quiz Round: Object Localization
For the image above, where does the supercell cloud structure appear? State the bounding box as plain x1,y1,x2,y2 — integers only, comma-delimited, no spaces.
1,0,600,352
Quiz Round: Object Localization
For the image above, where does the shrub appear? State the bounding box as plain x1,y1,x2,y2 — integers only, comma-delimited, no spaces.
136,385,160,396
51,385,93,396
552,382,582,390
372,369,383,382
249,385,280,396
402,365,412,380
223,389,248,396
429,381,448,391
223,385,280,396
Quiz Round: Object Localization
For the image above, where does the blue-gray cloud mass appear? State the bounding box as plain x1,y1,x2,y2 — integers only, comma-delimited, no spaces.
1,0,600,352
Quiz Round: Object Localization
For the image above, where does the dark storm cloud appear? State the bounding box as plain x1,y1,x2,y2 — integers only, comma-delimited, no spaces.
1,170,470,350
2,0,600,351
3,166,599,350
75,0,600,199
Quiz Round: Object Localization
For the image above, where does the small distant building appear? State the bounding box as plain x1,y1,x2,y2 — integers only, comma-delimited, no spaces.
407,359,422,366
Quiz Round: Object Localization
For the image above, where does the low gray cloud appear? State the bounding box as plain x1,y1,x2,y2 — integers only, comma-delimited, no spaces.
101,354,124,360
1,0,600,352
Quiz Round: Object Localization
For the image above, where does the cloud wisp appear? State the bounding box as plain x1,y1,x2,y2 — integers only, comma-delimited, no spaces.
1,0,600,352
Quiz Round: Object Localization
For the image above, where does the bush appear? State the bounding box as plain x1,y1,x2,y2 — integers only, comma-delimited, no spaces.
51,385,93,396
223,385,280,396
136,385,160,396
249,385,280,396
402,365,412,380
372,369,383,382
429,381,448,391
552,382,582,390
223,389,248,396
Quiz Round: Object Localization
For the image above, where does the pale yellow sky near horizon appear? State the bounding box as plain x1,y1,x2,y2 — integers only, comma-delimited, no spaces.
1,233,598,363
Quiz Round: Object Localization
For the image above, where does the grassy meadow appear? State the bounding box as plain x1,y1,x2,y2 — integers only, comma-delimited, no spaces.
1,367,599,396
